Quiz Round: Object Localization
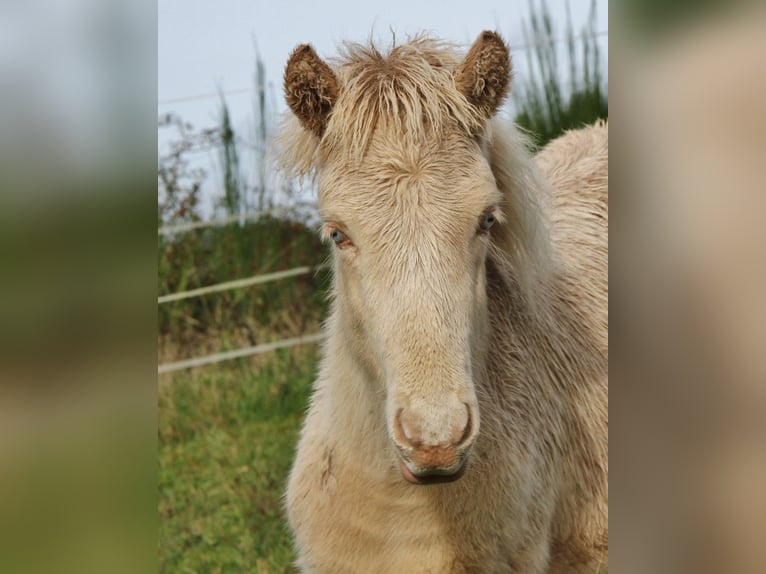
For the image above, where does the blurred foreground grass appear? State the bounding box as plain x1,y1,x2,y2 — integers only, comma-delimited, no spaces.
158,347,319,573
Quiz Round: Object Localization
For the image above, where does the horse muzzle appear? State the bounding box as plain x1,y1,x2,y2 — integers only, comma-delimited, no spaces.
392,404,477,485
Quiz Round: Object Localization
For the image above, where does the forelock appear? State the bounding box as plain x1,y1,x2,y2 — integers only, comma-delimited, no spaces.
324,36,484,162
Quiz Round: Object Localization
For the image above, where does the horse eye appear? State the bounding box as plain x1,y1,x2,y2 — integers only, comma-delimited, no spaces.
330,228,348,245
479,212,496,231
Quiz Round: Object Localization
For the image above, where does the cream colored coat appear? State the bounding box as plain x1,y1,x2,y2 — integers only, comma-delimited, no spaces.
278,33,608,574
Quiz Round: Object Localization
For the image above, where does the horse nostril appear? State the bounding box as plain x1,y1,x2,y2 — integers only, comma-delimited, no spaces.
455,404,473,447
394,408,420,448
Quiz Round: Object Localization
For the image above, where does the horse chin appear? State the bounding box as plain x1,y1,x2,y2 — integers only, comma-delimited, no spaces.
398,458,467,485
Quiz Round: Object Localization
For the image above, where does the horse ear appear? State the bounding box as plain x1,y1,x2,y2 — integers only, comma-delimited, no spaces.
455,31,511,119
284,44,339,138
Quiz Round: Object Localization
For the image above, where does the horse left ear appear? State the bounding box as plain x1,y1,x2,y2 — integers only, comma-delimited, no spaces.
284,44,339,138
455,31,511,119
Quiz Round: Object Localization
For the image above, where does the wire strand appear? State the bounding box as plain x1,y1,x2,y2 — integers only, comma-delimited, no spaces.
158,333,326,373
158,264,329,304
158,30,608,106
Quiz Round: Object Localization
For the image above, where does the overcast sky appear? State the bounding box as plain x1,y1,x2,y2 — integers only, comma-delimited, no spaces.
158,0,608,214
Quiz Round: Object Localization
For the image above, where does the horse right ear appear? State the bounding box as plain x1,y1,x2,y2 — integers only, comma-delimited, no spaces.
284,44,339,138
455,31,511,119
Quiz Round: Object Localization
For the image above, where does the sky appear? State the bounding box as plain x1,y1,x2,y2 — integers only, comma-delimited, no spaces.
158,0,608,215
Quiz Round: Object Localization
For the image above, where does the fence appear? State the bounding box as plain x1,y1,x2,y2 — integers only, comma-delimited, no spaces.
158,30,608,107
158,202,317,235
158,239,327,373
157,195,327,373
158,333,326,374
158,28,609,373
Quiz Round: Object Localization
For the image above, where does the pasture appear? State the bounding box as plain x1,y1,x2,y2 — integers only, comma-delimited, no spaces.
157,218,329,572
158,351,316,572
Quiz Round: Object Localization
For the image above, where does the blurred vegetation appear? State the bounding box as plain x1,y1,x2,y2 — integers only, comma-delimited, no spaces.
514,0,608,149
623,0,726,39
158,8,607,569
219,101,243,218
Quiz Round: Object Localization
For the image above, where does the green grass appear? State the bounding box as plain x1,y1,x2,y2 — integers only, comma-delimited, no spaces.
158,217,330,365
158,348,318,573
514,0,607,149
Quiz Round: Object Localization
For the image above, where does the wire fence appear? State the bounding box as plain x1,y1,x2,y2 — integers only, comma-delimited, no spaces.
157,261,329,373
157,27,609,373
158,30,608,107
158,264,328,304
158,202,317,235
158,333,326,374
157,196,326,372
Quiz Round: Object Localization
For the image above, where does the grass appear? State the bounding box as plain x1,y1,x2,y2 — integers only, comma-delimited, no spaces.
157,142,328,572
515,0,607,149
158,347,319,573
158,217,331,364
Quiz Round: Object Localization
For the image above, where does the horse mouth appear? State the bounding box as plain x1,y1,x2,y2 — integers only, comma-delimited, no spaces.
398,458,467,485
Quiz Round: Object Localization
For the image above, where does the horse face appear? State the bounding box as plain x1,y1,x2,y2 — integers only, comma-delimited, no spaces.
318,142,501,482
284,31,511,483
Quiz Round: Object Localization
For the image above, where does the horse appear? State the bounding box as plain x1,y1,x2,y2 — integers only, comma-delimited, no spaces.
276,31,608,573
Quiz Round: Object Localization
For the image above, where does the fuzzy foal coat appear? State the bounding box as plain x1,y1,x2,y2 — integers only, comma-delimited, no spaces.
280,35,608,574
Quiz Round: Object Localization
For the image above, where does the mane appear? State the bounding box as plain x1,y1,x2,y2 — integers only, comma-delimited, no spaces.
485,119,554,291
